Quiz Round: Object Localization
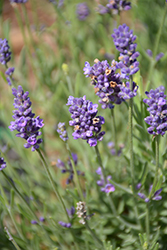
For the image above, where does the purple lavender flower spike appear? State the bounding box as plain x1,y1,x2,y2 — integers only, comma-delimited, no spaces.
10,0,28,3
9,85,44,151
76,3,90,21
67,95,105,146
0,39,11,65
58,221,72,228
143,86,167,136
0,156,7,171
39,217,45,222
83,59,124,109
5,67,15,86
57,122,68,141
118,81,138,99
138,185,162,202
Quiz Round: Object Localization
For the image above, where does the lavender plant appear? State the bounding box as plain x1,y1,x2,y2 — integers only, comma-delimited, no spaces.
0,1,167,250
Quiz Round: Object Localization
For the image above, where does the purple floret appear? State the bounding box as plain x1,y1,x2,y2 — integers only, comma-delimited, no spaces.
143,86,167,136
76,2,90,21
0,39,11,65
0,157,7,171
58,221,71,228
67,95,105,146
137,184,162,202
97,0,131,15
9,85,44,151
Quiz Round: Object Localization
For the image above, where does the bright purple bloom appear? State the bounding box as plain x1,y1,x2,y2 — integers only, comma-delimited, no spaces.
146,49,152,57
56,153,84,184
0,39,11,65
112,24,140,78
58,221,71,228
83,59,124,109
136,183,142,190
76,2,90,21
10,0,28,3
39,217,45,222
118,81,138,99
0,156,7,171
67,95,105,146
96,167,115,193
57,122,68,141
9,86,44,151
143,86,167,136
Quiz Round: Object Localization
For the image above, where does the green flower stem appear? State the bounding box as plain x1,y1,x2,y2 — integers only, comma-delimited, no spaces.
65,142,84,201
7,208,24,241
129,76,142,231
111,109,117,151
108,179,132,195
145,203,150,246
36,149,70,222
129,76,135,194
149,136,159,199
85,221,103,247
95,144,140,231
146,2,167,90
5,227,22,250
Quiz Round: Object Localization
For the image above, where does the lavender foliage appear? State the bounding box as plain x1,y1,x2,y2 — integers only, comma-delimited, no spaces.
9,86,44,151
143,86,167,136
67,95,105,146
0,39,12,65
76,2,90,21
83,59,124,109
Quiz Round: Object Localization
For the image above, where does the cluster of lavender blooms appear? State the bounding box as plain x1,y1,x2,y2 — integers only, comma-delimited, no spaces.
83,59,124,109
143,86,167,136
108,141,124,156
56,153,84,184
97,0,131,15
146,49,164,62
57,122,68,141
10,0,28,3
76,2,90,21
76,201,94,224
9,86,44,151
96,167,115,193
0,156,7,171
137,184,162,202
67,95,105,147
0,39,11,65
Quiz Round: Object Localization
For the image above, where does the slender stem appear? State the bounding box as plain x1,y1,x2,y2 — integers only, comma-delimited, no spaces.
94,144,140,230
129,76,135,194
146,3,167,90
36,149,70,222
111,109,117,151
145,204,150,246
85,221,103,247
5,227,22,250
65,142,84,201
149,136,159,199
7,209,24,241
